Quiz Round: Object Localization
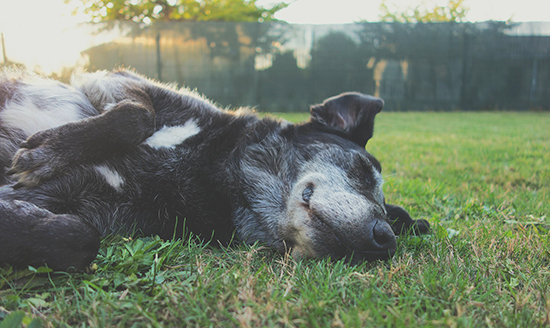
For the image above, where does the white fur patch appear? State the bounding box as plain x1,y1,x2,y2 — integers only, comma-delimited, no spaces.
71,71,113,104
94,165,125,191
71,70,109,89
144,119,201,149
373,169,385,206
1,81,90,136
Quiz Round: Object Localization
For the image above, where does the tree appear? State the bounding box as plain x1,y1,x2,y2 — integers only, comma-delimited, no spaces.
67,0,289,100
65,0,288,26
379,0,469,23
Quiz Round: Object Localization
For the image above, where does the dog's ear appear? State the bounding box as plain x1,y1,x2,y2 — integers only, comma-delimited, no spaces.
310,92,384,148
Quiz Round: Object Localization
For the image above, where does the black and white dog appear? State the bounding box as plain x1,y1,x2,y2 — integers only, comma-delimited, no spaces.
0,69,428,271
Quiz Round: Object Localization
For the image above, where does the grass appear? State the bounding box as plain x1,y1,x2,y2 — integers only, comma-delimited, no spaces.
1,112,549,327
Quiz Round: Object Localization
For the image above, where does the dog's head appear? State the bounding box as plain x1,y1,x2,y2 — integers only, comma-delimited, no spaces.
233,93,396,262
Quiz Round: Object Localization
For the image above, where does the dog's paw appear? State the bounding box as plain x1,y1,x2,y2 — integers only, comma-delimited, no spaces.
412,219,430,234
6,131,69,188
391,218,430,235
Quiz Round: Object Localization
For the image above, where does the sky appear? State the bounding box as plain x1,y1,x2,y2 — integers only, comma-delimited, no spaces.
263,0,550,24
0,0,549,73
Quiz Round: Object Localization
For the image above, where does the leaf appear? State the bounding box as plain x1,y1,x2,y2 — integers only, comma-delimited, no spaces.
404,236,429,247
155,275,166,285
26,298,49,308
446,229,460,239
26,319,43,328
0,311,24,328
435,225,449,239
435,226,460,239
27,266,53,274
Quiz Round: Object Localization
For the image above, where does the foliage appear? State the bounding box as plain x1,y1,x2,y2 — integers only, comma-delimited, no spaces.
379,0,469,23
1,112,550,327
65,0,288,25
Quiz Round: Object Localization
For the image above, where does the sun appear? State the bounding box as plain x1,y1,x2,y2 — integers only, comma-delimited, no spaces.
0,0,93,74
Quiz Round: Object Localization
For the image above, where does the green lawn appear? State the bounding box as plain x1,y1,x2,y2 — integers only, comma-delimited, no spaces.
1,112,549,327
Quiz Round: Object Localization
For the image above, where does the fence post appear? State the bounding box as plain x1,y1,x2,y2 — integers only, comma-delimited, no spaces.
156,32,162,81
459,31,470,109
530,58,539,105
1,33,8,65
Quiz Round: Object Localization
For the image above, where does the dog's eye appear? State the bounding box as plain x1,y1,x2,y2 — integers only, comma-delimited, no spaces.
302,185,314,204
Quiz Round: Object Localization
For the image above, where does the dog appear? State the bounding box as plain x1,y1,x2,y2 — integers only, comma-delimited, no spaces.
0,69,428,271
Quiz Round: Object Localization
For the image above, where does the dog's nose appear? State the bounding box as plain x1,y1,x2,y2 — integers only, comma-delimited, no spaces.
362,218,397,258
344,218,397,263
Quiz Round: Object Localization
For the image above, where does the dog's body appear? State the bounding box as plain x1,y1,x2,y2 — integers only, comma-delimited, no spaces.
0,69,428,271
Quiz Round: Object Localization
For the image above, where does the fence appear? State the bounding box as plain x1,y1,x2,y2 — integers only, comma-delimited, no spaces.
82,21,550,111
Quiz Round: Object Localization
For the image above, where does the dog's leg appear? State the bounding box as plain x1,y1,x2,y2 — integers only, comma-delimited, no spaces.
7,89,155,188
385,203,430,235
0,198,100,271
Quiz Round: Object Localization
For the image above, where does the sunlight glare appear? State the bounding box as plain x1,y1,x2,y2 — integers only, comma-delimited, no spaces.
0,0,548,74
